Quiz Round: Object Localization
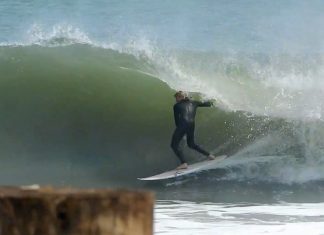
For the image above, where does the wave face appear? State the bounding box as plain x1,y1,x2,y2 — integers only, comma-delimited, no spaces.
1,44,324,190
1,1,324,195
0,44,271,185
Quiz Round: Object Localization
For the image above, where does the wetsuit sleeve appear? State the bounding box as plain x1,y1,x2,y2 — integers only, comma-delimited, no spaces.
195,101,213,107
173,105,180,127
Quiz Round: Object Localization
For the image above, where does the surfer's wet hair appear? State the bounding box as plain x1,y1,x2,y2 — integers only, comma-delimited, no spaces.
174,91,187,98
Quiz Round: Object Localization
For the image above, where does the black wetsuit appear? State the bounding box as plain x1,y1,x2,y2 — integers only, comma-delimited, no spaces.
171,98,213,164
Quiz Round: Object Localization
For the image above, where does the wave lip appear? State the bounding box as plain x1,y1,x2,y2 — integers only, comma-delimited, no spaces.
26,24,93,46
1,24,111,48
2,24,324,122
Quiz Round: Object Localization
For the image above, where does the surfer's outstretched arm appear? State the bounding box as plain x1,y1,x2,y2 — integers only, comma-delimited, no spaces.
195,101,213,107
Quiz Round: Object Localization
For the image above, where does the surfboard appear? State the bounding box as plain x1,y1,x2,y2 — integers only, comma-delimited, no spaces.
138,155,227,181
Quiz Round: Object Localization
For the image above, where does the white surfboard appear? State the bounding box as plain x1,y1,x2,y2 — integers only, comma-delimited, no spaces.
138,155,227,181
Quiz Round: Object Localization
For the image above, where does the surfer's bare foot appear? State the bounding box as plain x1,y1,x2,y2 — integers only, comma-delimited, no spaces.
176,163,188,170
208,154,216,160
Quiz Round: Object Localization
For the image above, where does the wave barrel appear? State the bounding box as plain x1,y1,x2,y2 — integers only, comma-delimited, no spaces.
0,186,154,235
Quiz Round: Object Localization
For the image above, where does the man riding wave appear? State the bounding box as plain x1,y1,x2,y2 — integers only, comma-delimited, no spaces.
171,91,216,170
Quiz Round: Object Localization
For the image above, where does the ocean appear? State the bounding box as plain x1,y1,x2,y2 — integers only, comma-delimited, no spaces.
1,1,324,234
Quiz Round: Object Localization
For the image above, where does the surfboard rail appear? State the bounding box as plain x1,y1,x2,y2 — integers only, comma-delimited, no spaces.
138,155,227,181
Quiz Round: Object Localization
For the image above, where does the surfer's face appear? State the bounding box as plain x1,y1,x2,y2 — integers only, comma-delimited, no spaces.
175,95,184,102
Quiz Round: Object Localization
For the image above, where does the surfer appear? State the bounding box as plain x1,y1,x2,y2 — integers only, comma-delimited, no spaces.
171,91,216,170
